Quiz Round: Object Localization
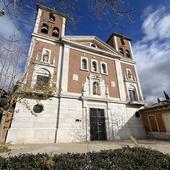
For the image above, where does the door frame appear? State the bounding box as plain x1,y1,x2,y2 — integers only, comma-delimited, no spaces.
89,108,107,141
85,104,109,141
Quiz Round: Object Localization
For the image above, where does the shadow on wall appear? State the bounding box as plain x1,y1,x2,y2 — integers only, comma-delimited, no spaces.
112,106,146,140
68,105,146,142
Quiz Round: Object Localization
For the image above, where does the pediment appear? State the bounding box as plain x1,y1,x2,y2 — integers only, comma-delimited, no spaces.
63,36,119,55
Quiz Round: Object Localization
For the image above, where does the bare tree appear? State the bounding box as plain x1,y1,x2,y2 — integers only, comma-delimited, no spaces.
0,34,61,142
0,36,57,116
1,0,133,24
0,35,22,141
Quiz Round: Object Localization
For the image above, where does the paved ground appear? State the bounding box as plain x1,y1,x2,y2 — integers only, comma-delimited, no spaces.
1,139,170,157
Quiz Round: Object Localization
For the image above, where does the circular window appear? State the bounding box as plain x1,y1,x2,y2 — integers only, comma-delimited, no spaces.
33,104,44,113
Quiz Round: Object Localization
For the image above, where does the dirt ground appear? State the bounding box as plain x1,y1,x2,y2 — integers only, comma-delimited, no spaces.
1,139,170,157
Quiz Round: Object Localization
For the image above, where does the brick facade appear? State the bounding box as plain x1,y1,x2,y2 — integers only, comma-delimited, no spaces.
5,5,145,144
68,48,120,98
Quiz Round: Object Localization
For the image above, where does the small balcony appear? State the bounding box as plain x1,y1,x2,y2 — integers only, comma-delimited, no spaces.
127,96,145,106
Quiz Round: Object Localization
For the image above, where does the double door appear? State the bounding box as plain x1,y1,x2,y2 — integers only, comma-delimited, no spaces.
90,108,107,141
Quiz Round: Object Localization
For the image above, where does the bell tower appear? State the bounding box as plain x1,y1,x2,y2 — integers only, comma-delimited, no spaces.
24,5,67,90
34,5,67,38
106,33,133,60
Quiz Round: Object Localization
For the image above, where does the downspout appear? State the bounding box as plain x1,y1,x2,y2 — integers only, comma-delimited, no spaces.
81,97,88,142
54,40,64,143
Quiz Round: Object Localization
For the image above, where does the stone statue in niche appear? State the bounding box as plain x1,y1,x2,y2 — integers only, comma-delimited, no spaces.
93,82,100,95
43,50,49,62
127,70,132,80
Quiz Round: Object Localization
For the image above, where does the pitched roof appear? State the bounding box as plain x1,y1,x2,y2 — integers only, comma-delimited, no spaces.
140,100,170,112
63,35,120,56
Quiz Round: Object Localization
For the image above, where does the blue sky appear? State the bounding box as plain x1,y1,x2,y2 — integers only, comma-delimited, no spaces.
0,0,170,103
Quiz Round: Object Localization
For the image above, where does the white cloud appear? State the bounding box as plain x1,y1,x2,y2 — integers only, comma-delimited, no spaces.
142,7,170,41
158,15,170,38
0,15,20,40
134,6,170,103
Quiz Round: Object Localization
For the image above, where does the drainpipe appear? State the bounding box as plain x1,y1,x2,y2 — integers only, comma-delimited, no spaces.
54,40,64,143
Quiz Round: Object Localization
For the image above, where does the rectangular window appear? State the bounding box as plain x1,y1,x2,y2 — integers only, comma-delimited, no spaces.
36,75,49,86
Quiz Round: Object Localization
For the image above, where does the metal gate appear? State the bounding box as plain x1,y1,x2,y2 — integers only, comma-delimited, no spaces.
90,108,107,140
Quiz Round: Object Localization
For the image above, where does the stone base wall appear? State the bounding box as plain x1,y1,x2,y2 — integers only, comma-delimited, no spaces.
6,96,145,144
109,103,145,140
56,98,84,143
6,97,59,144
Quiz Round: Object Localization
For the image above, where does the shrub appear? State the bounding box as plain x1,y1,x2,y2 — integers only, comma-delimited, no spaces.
0,147,169,170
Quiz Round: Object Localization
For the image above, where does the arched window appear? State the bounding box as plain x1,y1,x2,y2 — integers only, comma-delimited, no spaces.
126,50,131,58
82,58,87,70
93,82,100,95
42,50,49,62
128,85,138,101
49,12,55,21
36,69,51,88
52,27,59,37
119,48,124,55
120,38,125,45
41,23,49,34
101,63,107,74
92,61,97,72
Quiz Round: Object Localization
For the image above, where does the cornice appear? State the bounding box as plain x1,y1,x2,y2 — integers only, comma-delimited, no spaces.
32,33,137,64
62,38,121,59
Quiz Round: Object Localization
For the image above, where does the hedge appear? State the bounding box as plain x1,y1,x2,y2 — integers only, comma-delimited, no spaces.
0,147,170,170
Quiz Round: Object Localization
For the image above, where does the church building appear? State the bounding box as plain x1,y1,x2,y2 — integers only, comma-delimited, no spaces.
6,5,145,144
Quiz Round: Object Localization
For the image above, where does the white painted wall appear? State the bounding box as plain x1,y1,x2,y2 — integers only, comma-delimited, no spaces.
60,44,70,92
57,98,145,143
6,97,59,144
56,98,83,143
33,8,42,33
109,103,145,140
115,59,126,101
6,96,145,144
